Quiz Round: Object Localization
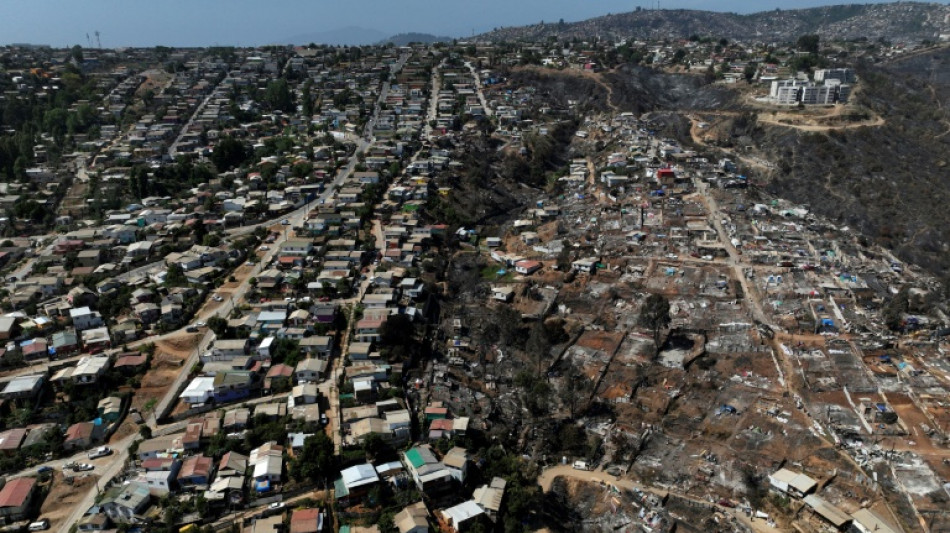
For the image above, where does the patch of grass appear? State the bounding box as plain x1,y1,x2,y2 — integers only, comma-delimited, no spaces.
480,264,515,282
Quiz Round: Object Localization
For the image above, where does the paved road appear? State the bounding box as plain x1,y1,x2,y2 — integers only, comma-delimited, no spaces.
39,52,418,533
169,76,228,158
464,61,493,117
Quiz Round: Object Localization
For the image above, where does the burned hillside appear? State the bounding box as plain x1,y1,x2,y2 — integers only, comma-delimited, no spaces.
757,50,950,279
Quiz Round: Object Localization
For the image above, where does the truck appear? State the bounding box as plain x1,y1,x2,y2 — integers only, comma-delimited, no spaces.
572,460,592,471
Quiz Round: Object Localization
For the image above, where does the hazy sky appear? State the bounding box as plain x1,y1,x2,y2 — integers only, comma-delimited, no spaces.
1,0,939,47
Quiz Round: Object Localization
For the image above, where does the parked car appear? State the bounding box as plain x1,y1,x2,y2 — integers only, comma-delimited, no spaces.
73,463,94,472
28,519,49,531
37,466,53,475
88,446,111,459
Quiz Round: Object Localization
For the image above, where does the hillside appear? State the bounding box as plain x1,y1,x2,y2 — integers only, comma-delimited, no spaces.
378,33,453,46
476,3,950,44
758,47,950,279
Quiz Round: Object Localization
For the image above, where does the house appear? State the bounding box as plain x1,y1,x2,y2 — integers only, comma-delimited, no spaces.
336,463,380,504
514,260,541,275
296,357,328,382
472,477,506,520
265,364,294,391
52,355,110,385
178,454,214,490
571,258,597,274
64,421,99,451
142,468,178,496
394,501,429,533
205,338,249,361
70,306,105,330
136,434,182,460
50,329,80,356
803,495,851,531
291,383,320,406
1,375,44,400
403,445,455,499
217,451,248,478
81,327,111,353
490,286,514,302
355,317,385,343
441,500,486,533
100,482,151,524
114,353,148,375
0,428,27,455
181,376,215,405
441,447,469,483
0,477,37,521
290,508,325,533
851,509,899,533
768,468,817,498
223,408,250,432
249,441,284,493
213,371,257,403
98,396,123,422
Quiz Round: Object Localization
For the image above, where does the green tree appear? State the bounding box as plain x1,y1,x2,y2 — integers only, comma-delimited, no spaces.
797,34,820,54
639,293,671,357
207,316,228,336
211,136,248,172
292,432,337,486
264,79,294,113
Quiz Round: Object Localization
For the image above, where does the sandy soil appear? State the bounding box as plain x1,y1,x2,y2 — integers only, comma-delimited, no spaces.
40,471,99,530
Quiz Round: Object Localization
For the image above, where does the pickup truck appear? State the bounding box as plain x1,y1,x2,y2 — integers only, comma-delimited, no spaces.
88,446,111,459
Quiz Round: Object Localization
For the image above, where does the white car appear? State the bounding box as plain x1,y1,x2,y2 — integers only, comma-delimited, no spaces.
28,519,49,531
213,295,224,302
259,245,270,251
88,446,111,459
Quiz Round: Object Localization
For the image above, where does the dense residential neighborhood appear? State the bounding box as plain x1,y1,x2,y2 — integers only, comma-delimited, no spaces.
0,8,947,533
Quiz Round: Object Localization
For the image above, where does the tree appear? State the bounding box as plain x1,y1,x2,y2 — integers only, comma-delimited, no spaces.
292,432,337,486
207,316,228,336
70,45,84,64
797,34,820,54
639,293,671,356
264,79,294,113
379,314,414,349
165,263,187,286
211,136,247,172
560,364,591,419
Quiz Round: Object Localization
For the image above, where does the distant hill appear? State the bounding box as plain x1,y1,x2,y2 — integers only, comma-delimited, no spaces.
378,33,453,46
283,26,388,46
476,3,950,43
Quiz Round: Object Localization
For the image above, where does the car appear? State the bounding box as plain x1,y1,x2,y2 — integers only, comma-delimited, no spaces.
246,260,256,266
280,219,290,225
28,519,49,531
268,502,285,510
213,295,224,302
284,297,294,302
259,245,270,251
195,321,206,327
73,463,94,472
88,446,111,459
37,466,53,475
186,326,199,333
